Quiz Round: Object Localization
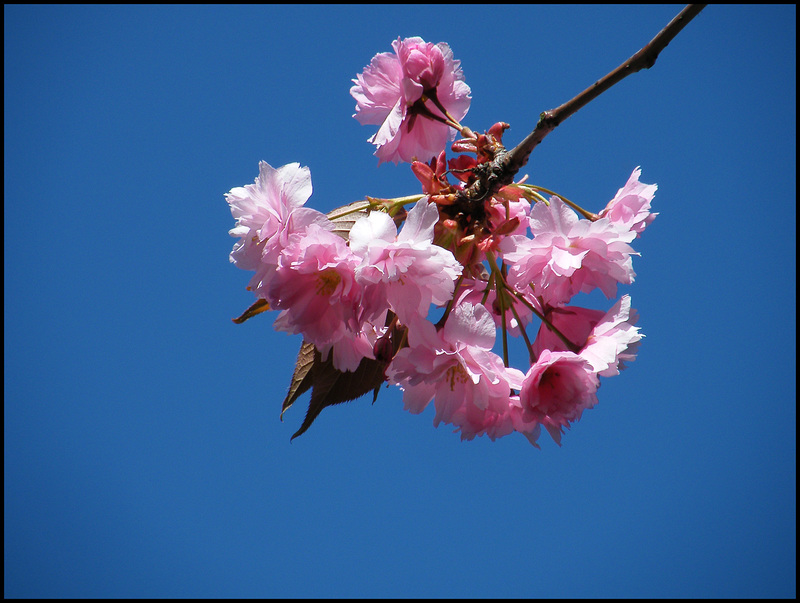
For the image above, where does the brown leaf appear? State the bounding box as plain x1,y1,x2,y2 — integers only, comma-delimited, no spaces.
232,298,270,324
326,200,372,241
285,314,407,440
280,340,316,420
290,350,389,441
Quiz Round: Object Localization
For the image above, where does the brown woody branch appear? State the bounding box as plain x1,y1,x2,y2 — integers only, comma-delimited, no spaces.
456,4,707,206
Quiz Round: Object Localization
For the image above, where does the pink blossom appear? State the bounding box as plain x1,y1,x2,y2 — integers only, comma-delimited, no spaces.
386,303,524,435
580,295,643,377
487,194,531,238
226,39,657,446
531,295,643,378
348,199,462,323
599,167,658,236
531,305,606,359
455,276,534,337
269,224,362,362
518,349,600,445
501,196,638,307
450,398,519,442
328,322,382,373
226,161,330,295
350,37,471,164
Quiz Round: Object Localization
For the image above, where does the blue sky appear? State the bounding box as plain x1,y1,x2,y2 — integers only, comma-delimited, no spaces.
4,4,795,598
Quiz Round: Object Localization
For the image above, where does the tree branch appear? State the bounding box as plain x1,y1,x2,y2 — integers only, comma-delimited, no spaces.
457,4,707,206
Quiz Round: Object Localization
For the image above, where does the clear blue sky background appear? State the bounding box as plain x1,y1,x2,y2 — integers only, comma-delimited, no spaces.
4,5,796,598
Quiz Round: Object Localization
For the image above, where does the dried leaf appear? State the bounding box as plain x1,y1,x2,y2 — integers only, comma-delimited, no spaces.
285,314,407,440
232,298,270,324
327,200,372,241
280,340,316,420
290,351,389,441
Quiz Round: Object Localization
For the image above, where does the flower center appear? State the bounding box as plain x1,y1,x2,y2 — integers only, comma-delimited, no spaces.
445,362,470,391
315,269,342,297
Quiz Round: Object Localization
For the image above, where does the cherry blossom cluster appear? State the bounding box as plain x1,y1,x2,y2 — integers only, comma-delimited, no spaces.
226,37,656,446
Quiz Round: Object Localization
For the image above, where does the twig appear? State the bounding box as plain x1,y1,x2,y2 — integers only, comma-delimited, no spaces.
456,4,707,206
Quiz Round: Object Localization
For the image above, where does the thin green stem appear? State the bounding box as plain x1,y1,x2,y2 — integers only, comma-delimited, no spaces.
482,271,495,307
365,194,427,215
505,293,536,363
520,287,580,354
437,271,467,329
485,251,581,354
495,266,510,367
520,185,598,220
519,187,549,205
